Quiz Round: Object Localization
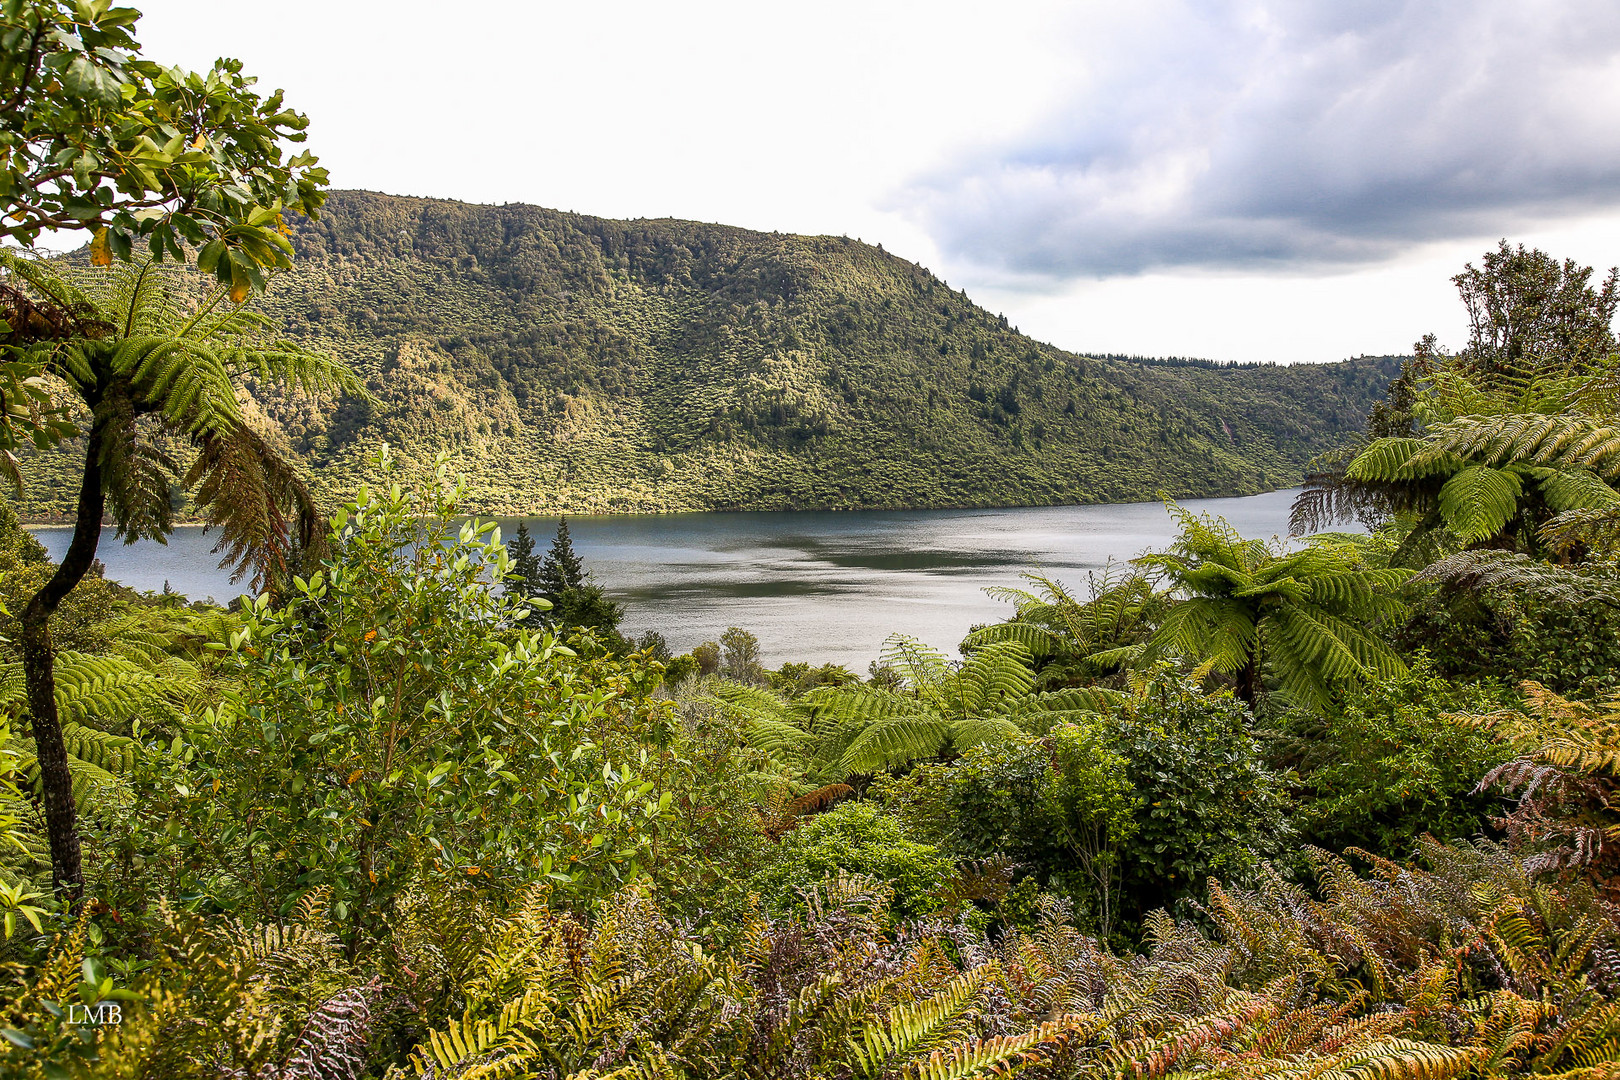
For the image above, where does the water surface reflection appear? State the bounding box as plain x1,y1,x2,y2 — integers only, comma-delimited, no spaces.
34,488,1321,667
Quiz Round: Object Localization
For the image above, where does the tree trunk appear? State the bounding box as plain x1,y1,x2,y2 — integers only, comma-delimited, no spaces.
1236,655,1261,709
21,420,108,898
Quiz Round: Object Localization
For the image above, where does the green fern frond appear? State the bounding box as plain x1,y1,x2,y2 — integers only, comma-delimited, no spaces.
1347,438,1460,481
1437,464,1523,542
961,621,1061,657
847,966,992,1078
1535,467,1620,513
1427,413,1620,478
835,714,953,775
1541,505,1620,557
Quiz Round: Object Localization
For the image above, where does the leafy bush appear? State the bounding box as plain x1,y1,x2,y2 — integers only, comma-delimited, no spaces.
933,726,1138,937
751,802,952,919
1282,665,1516,856
1101,671,1294,923
875,670,1288,939
138,463,677,953
1401,582,1620,698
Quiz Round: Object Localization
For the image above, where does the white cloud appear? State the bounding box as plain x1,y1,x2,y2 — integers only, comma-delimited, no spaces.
125,0,1620,363
901,0,1620,276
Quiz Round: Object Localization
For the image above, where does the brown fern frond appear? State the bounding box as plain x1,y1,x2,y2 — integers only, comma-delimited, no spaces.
790,783,854,816
184,422,325,589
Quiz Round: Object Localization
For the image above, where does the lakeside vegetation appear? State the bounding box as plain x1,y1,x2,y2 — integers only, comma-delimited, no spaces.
3,237,1620,1078
4,2,1620,1078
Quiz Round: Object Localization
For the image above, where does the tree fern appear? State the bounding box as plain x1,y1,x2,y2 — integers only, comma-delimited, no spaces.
1129,507,1410,710
1412,549,1620,606
1436,463,1524,542
1542,505,1620,557
4,254,365,892
966,566,1162,687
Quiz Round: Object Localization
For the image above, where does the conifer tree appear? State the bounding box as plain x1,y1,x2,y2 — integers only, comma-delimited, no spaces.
538,519,585,601
532,518,629,648
506,522,543,598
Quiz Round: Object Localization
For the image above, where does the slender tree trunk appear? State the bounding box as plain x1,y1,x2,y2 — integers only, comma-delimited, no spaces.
1236,655,1260,709
21,420,108,898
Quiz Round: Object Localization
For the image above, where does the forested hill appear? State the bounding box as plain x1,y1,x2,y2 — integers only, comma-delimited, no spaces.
34,190,1400,516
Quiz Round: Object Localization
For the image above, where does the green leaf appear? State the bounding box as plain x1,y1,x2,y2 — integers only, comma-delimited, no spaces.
60,54,123,105
196,238,226,274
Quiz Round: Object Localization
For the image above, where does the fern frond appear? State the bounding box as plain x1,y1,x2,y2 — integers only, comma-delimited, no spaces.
185,421,324,588
1437,464,1523,542
1413,550,1620,605
847,966,992,1078
835,714,953,775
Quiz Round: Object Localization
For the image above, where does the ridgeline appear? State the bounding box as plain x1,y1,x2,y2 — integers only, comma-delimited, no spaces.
17,191,1398,517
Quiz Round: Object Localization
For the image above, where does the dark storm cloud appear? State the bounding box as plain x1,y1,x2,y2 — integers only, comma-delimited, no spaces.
900,0,1620,277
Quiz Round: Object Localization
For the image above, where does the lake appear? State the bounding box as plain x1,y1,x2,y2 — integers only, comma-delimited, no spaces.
34,488,1321,668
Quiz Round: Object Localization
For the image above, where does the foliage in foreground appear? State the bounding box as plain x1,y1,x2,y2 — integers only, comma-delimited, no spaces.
10,837,1620,1079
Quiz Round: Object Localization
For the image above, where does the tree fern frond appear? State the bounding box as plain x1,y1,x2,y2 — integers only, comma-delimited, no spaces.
950,716,1024,752
1437,464,1523,543
1542,506,1620,557
1347,438,1460,482
802,685,931,726
881,635,956,698
184,422,325,588
1413,550,1620,606
961,622,1061,657
1535,467,1620,514
225,342,370,401
1024,687,1127,715
59,722,138,776
835,715,953,775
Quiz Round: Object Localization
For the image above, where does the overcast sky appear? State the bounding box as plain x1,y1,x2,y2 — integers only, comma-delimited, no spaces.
134,0,1620,364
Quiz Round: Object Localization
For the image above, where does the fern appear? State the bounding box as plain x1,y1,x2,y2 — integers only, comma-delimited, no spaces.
1436,463,1524,542
1129,508,1410,710
847,966,991,1077
1412,550,1620,606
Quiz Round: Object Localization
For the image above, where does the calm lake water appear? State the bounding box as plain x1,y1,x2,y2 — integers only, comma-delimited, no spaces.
34,488,1322,668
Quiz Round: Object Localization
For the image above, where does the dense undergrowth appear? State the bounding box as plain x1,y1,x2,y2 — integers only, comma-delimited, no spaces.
3,236,1620,1078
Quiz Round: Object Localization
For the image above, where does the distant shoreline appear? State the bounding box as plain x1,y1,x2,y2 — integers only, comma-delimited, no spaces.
18,485,1304,530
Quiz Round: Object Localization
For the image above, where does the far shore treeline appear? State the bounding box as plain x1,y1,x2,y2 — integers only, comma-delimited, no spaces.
12,189,1399,521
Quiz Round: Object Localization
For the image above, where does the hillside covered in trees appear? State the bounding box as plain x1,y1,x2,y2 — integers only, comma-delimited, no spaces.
14,190,1398,518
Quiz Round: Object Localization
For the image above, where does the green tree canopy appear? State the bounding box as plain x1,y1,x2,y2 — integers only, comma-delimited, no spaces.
1,0,327,295
1453,241,1617,381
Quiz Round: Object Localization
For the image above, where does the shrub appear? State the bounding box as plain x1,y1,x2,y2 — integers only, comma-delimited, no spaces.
1400,581,1620,698
1101,672,1292,924
692,641,720,675
752,802,951,919
941,724,1139,937
1283,664,1516,856
143,463,677,954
